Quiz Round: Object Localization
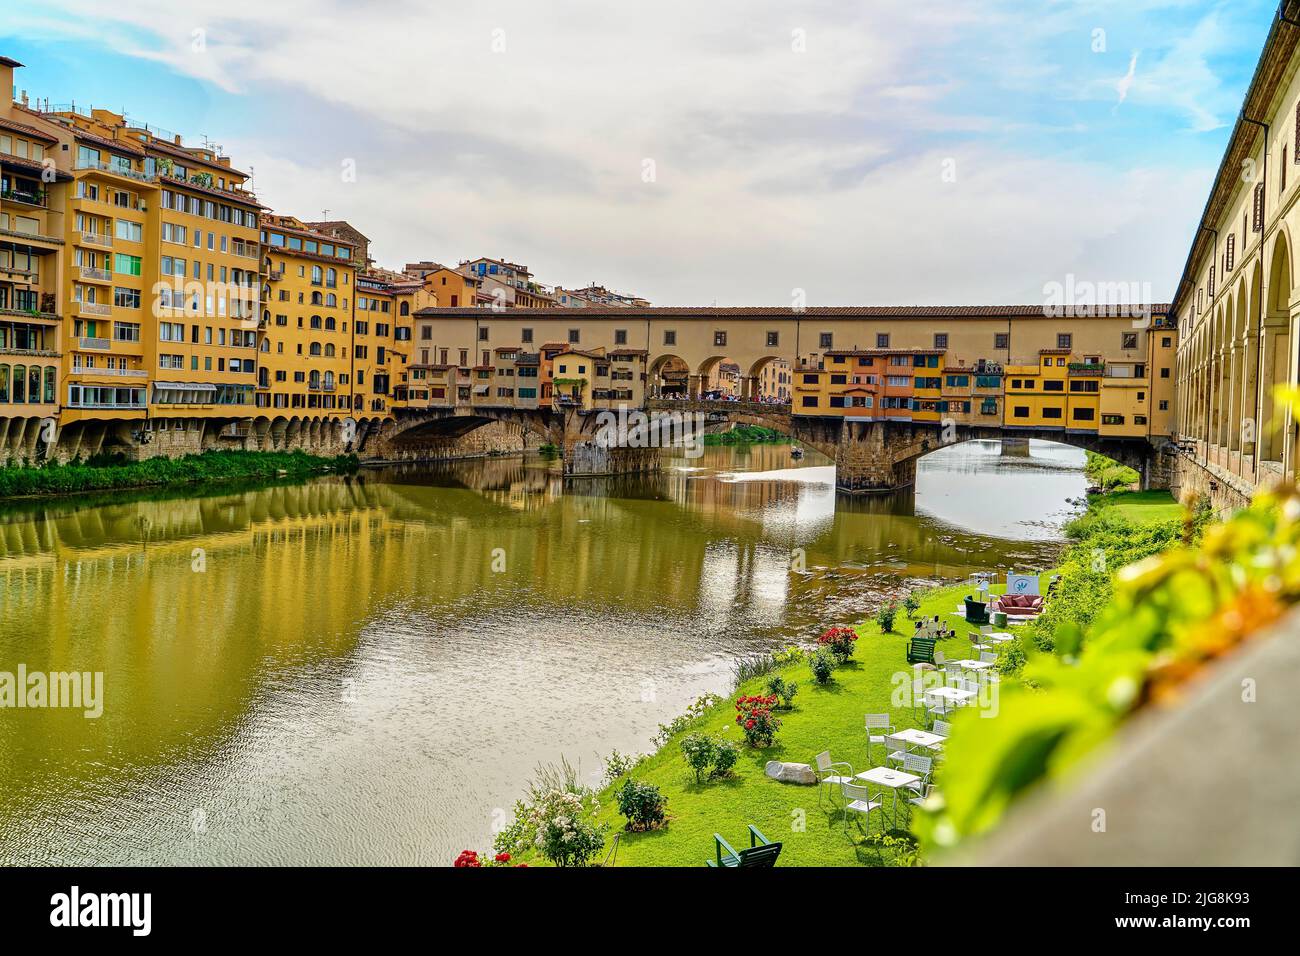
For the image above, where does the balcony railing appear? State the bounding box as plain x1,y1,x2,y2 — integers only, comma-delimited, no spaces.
78,337,112,351
231,243,260,259
75,158,154,183
0,306,59,322
75,301,112,317
0,186,46,207
78,266,112,283
80,232,114,249
71,365,146,377
0,346,59,359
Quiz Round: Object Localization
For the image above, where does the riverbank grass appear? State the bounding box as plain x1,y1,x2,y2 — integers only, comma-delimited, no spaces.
1085,489,1180,524
0,449,357,498
590,581,1018,867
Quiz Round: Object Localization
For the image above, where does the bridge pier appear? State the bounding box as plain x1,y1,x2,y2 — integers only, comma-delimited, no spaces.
831,420,921,494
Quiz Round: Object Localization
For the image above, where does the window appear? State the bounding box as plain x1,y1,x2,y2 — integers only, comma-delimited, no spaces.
1159,400,1169,410
1013,406,1030,418
714,331,727,347
1122,332,1138,349
114,220,142,243
766,331,779,347
663,330,676,346
1254,182,1265,232
113,287,140,309
995,332,1009,350
1072,407,1095,421
521,328,533,343
819,332,833,349
568,329,580,344
1057,333,1072,350
1043,380,1064,391
1160,367,1170,378
615,329,628,345
1101,414,1125,425
802,396,818,408
1135,415,1148,426
1226,232,1236,272
934,333,948,349
876,333,890,349
478,327,489,341
114,254,142,276
1042,407,1063,419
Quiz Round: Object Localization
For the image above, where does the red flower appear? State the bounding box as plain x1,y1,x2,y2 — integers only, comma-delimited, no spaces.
746,719,756,730
454,850,482,868
495,852,511,863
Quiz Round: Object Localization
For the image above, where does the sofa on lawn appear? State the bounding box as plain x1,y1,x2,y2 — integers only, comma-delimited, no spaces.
993,593,1043,617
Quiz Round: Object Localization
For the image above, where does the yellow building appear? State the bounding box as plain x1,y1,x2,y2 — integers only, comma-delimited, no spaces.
257,215,356,417
1,75,69,439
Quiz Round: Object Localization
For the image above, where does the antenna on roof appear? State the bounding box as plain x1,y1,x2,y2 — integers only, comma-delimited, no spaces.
322,209,330,220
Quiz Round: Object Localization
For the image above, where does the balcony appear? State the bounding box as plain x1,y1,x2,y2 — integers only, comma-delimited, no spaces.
0,306,59,323
80,232,114,249
75,300,112,317
78,337,112,351
78,266,112,284
0,346,59,359
0,185,46,207
70,364,147,377
231,243,260,260
75,158,154,184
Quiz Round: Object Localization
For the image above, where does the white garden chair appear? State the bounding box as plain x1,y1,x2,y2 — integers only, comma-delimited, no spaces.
813,751,855,810
865,714,894,764
884,733,911,767
839,782,884,837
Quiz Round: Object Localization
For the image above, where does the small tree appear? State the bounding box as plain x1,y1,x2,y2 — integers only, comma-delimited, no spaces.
615,779,667,832
810,648,834,685
903,591,922,619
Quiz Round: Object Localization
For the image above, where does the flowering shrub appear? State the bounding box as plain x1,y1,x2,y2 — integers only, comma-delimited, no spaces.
818,625,859,664
903,591,922,619
615,779,668,831
734,694,781,748
528,789,605,867
875,600,901,634
453,849,527,868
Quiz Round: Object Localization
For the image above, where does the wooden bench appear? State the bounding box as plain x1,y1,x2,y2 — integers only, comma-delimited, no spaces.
706,825,782,868
906,637,937,666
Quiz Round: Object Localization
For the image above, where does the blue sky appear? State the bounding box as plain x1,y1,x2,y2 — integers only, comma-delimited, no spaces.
0,0,1279,305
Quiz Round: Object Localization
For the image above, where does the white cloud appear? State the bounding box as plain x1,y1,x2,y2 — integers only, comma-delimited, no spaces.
6,0,1231,303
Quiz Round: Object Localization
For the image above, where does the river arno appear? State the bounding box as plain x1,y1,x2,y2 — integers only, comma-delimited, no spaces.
0,439,1085,865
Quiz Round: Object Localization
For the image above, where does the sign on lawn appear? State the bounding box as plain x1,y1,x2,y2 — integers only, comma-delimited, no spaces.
1007,573,1039,596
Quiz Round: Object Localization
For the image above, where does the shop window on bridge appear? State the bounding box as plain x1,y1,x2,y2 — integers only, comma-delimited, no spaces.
1013,405,1030,418
829,396,845,408
1073,407,1095,421
1042,407,1063,419
981,399,998,415
1043,380,1064,391
831,374,847,385
1102,414,1125,426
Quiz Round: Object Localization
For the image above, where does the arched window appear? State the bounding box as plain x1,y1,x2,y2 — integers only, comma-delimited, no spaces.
399,301,410,316
326,293,337,308
43,366,55,403
324,317,336,331
324,344,336,357
311,291,323,306
11,365,25,402
312,265,323,285
0,364,9,403
28,366,40,402
309,343,322,357
326,268,336,286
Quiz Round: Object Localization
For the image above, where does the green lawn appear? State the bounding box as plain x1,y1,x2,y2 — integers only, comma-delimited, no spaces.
591,581,1022,867
1085,489,1181,525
